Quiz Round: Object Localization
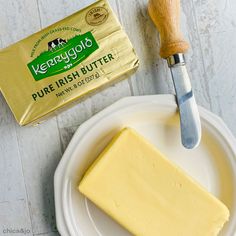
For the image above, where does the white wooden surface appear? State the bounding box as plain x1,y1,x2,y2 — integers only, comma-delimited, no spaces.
0,0,236,235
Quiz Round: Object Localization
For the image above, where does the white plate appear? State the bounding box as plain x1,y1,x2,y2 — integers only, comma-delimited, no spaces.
54,95,236,236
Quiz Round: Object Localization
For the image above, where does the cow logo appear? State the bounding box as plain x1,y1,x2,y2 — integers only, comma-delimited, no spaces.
27,32,99,81
86,7,109,26
48,38,67,51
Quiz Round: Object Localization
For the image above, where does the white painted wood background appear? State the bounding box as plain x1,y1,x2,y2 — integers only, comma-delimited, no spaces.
0,0,236,235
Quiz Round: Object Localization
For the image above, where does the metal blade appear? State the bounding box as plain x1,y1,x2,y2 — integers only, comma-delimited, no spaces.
168,55,201,149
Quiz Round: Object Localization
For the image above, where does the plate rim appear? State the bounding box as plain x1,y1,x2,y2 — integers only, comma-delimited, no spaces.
54,94,236,236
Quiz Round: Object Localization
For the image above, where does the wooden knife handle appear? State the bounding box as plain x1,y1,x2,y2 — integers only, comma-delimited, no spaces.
148,0,189,59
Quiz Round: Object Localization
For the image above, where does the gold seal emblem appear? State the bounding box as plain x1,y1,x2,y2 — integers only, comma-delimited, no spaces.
86,7,109,26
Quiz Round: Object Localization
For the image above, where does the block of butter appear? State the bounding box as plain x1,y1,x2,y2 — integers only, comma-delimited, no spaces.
79,128,230,236
0,0,138,126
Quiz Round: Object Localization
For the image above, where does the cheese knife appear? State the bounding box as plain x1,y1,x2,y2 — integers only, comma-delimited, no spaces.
148,0,201,149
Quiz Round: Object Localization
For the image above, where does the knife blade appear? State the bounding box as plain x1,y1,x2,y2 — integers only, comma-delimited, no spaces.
168,54,201,148
148,0,202,149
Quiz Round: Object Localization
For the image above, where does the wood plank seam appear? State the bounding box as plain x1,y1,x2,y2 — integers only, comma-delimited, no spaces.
14,115,34,233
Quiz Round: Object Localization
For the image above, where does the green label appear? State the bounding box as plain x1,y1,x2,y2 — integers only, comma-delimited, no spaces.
28,32,99,81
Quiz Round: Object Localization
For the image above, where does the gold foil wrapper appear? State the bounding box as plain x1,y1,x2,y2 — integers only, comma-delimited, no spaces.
0,0,139,125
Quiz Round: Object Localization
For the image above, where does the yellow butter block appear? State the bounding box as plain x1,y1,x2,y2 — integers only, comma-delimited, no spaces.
79,128,229,236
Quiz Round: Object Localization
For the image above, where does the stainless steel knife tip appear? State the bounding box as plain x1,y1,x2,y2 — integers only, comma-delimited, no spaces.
168,53,202,149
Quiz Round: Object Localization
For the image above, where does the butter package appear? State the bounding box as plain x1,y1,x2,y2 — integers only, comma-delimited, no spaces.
0,0,139,126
